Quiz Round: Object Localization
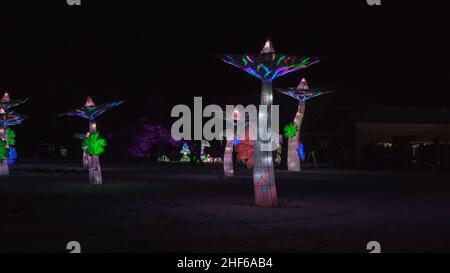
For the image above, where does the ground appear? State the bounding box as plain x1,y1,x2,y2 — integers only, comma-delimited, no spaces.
0,161,449,253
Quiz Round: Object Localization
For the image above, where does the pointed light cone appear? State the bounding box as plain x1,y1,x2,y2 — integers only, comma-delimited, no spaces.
1,92,10,103
297,78,309,90
260,39,276,54
0,108,5,115
85,96,95,107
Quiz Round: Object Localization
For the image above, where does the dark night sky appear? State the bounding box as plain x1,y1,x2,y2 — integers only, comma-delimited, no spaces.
0,1,448,153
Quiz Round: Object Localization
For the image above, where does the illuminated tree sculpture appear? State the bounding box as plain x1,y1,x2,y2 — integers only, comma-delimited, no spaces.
0,92,28,174
216,109,243,177
222,40,319,207
278,78,332,171
180,143,191,162
0,109,26,175
60,96,124,184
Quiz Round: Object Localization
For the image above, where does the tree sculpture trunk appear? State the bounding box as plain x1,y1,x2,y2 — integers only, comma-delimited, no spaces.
287,102,306,171
82,132,89,168
252,81,277,207
0,127,8,176
223,139,234,177
82,150,89,168
88,121,102,185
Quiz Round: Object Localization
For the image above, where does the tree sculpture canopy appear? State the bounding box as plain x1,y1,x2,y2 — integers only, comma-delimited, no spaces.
221,40,319,82
60,96,125,121
82,131,107,156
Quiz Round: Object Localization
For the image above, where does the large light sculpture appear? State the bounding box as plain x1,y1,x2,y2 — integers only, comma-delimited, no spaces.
0,92,28,176
60,97,124,184
221,40,319,207
277,78,332,171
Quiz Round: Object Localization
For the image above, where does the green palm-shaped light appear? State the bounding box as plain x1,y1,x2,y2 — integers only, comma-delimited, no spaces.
284,122,299,139
6,128,15,146
0,140,8,160
82,131,107,156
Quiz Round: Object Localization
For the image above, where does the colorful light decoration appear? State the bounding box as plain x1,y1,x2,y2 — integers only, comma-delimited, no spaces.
0,140,8,161
6,129,17,166
222,40,318,207
0,111,27,128
61,96,124,121
284,122,299,139
0,92,27,175
277,78,332,171
298,142,306,162
217,109,245,177
222,43,319,82
0,92,28,112
200,140,211,162
223,139,234,176
158,155,170,162
8,147,17,165
6,129,16,146
274,134,283,167
82,131,107,156
180,143,191,162
119,121,181,158
235,130,255,169
60,97,124,185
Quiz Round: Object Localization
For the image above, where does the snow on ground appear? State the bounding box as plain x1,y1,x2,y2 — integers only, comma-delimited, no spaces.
0,162,450,253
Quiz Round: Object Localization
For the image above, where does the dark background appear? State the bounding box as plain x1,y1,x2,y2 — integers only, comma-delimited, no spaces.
0,1,448,156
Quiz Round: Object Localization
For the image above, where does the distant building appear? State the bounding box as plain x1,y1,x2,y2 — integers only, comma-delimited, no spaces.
304,106,450,169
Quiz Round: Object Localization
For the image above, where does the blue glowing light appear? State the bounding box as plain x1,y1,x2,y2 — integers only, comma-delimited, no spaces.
233,137,241,146
298,142,305,161
8,147,16,165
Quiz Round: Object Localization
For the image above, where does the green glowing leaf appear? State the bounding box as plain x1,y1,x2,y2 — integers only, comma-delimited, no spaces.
0,140,8,160
301,57,310,64
82,131,107,156
6,128,16,146
276,55,286,65
284,122,299,139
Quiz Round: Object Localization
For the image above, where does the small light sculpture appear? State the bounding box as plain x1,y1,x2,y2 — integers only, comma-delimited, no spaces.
180,143,191,162
200,140,211,162
0,92,27,175
277,78,332,171
158,155,170,162
60,96,124,184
